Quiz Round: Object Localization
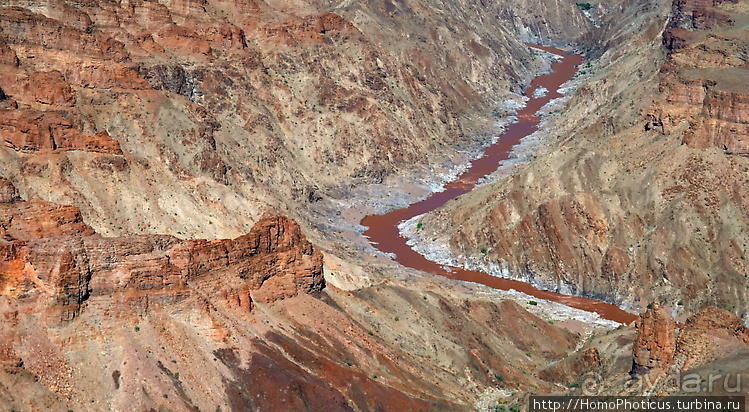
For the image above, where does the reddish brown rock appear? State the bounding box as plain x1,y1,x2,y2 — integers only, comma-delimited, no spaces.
0,177,19,203
0,6,128,61
173,215,325,303
679,88,749,154
631,303,677,374
259,12,361,47
0,109,122,154
61,60,150,90
21,71,76,106
0,32,18,67
155,25,212,58
129,0,174,31
662,27,697,50
192,21,246,51
0,180,324,322
631,305,748,375
651,0,749,155
683,307,746,339
692,7,731,29
0,201,96,241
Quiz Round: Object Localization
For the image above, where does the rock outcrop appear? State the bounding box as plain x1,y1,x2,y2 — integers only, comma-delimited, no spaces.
0,109,122,153
0,177,18,203
0,180,324,323
20,70,76,107
175,214,325,304
680,87,749,154
631,303,677,375
649,0,749,155
629,305,749,377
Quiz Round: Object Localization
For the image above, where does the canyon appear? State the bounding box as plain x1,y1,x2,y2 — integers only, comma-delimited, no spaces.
414,0,749,319
0,0,747,410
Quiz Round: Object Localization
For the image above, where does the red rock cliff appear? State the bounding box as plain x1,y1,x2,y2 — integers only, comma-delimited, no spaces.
631,303,677,374
0,180,324,322
631,304,749,376
649,0,749,155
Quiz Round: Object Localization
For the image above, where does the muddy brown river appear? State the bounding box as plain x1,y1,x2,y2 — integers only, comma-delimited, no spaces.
362,45,638,325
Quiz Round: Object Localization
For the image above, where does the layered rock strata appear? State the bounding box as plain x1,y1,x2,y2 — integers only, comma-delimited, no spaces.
0,179,324,323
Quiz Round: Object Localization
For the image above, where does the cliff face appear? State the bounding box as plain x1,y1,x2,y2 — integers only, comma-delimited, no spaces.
418,0,749,318
555,302,749,398
631,303,677,374
616,304,749,395
0,179,324,324
651,0,749,155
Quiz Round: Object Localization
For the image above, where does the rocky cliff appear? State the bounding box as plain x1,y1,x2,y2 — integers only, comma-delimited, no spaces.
549,302,749,398
631,303,677,374
416,0,749,319
0,179,324,324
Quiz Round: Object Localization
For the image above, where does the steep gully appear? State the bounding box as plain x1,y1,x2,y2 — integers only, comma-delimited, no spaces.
362,45,638,324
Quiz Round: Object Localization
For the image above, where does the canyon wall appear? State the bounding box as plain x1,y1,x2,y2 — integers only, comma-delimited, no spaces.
0,178,324,323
